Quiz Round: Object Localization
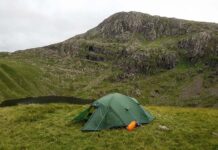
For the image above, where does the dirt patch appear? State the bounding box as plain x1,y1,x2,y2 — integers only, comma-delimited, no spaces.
180,75,203,100
207,86,218,97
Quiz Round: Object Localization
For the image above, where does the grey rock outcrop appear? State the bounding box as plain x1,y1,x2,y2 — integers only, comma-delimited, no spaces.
178,32,215,60
83,11,214,42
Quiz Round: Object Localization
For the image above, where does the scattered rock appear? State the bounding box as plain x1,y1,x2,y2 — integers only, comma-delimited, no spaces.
135,89,141,96
158,125,170,131
212,132,218,137
150,90,160,98
180,75,203,100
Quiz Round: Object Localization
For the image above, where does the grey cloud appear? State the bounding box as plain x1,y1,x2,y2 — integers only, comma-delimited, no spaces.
0,0,107,51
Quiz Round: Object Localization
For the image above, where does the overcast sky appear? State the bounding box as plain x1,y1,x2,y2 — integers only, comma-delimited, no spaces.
0,0,218,52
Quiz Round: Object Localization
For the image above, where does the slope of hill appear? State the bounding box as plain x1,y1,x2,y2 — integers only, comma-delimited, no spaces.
0,11,217,106
0,104,217,149
0,55,217,107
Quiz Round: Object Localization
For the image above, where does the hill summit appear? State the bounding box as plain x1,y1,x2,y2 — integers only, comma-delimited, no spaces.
73,11,218,41
19,11,218,74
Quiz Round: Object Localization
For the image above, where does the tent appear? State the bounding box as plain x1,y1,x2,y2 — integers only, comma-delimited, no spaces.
73,93,154,131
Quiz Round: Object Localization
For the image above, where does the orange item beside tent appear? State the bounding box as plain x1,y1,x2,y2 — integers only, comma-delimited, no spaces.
127,121,137,131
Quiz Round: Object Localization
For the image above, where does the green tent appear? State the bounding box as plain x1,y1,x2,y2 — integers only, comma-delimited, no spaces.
73,93,154,131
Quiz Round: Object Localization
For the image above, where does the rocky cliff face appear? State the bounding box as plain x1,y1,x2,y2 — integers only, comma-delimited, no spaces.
178,32,218,61
17,11,218,74
83,11,218,40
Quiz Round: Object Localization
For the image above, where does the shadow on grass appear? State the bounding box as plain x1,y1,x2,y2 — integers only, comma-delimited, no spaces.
0,96,94,107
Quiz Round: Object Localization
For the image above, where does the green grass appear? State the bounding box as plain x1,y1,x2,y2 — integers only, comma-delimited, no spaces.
0,60,46,99
141,35,185,49
0,104,217,150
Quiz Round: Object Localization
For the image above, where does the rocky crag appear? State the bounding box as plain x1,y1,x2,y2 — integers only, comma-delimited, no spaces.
16,11,218,74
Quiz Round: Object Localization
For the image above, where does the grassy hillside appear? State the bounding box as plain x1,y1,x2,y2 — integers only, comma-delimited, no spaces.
0,59,45,99
0,54,113,101
0,104,217,150
0,54,217,107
